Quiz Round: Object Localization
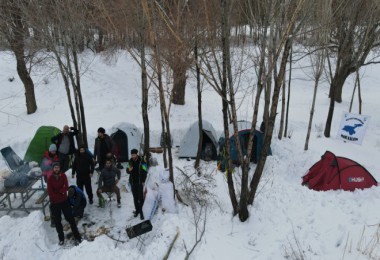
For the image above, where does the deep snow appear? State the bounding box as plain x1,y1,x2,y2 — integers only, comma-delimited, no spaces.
0,49,379,260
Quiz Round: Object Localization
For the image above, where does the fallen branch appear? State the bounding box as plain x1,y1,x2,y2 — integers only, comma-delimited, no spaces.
163,227,180,260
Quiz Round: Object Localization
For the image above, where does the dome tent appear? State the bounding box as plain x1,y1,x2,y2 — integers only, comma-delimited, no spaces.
178,120,218,161
302,151,377,191
110,122,142,162
218,120,271,165
24,126,61,163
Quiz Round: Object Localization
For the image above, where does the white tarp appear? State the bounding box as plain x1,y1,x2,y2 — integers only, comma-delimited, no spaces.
336,112,370,145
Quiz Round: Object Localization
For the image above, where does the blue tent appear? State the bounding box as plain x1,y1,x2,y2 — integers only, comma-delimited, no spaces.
218,121,271,170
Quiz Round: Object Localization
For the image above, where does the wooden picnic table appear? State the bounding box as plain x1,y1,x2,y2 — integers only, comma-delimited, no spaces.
0,176,49,216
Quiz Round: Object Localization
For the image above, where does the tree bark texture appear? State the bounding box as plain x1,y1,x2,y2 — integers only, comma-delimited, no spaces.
194,44,203,169
171,65,187,105
8,7,37,114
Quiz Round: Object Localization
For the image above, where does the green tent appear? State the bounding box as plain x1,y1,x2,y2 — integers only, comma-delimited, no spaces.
24,126,61,163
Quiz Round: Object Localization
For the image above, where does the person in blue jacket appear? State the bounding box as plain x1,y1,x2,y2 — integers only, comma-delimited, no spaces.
67,185,87,218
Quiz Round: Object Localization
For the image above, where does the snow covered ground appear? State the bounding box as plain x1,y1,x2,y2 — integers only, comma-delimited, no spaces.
0,49,379,260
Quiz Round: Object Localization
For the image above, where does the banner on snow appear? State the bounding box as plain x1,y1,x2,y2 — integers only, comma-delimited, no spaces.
336,112,370,145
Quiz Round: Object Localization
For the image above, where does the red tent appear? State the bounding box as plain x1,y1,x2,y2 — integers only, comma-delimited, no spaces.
302,151,377,191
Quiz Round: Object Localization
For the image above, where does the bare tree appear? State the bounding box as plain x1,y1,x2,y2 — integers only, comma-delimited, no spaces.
194,40,204,169
304,48,326,150
349,69,363,114
247,0,307,211
0,0,37,114
25,0,93,145
177,166,215,259
324,0,380,137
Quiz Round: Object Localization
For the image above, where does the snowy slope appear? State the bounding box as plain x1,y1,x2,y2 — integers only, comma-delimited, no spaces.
0,49,379,260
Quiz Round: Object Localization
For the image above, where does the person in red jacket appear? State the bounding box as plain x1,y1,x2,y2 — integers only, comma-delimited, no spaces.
41,143,60,227
47,162,82,246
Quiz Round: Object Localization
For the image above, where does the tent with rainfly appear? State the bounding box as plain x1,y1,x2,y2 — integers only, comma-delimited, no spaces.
110,122,142,162
24,126,61,163
218,120,271,165
302,151,377,191
178,120,219,161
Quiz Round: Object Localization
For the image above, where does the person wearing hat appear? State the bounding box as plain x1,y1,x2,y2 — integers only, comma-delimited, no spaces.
97,158,121,208
41,144,60,182
127,148,148,220
67,185,87,218
51,125,78,173
40,143,60,227
47,162,82,246
72,145,95,204
93,127,114,172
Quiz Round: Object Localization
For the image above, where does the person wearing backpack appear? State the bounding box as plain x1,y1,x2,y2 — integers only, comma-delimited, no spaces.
67,185,87,218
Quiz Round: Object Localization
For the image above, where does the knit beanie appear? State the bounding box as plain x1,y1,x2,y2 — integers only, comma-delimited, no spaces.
52,162,60,168
97,127,105,134
49,144,57,152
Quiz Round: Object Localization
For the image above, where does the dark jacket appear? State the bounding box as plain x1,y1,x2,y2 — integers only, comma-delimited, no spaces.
68,185,87,216
127,156,148,185
51,128,78,155
93,134,114,161
47,173,69,204
98,166,121,188
72,151,95,180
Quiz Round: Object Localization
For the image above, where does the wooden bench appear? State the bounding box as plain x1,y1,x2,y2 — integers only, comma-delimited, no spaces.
0,177,49,216
35,190,48,204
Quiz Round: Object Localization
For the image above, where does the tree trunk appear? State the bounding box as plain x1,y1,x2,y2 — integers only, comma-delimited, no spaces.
14,49,37,115
139,6,150,156
221,0,238,216
324,72,347,137
9,9,37,114
284,47,292,138
349,79,357,113
171,65,187,105
194,43,203,169
72,48,88,147
248,39,292,205
55,53,77,140
357,70,362,114
304,78,319,151
278,71,286,140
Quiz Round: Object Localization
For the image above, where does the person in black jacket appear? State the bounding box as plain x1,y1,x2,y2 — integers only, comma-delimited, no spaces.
97,158,121,208
127,149,148,220
93,127,114,171
68,185,87,218
72,145,95,204
51,125,78,173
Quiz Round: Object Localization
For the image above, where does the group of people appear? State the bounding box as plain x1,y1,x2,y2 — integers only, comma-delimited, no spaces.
41,125,148,246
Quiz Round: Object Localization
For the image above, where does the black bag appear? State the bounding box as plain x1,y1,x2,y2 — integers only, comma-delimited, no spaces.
126,220,153,239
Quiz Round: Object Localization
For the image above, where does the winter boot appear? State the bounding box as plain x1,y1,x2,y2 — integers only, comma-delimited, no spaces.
98,197,105,208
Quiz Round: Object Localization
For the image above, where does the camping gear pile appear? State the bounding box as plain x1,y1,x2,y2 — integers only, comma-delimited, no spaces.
1,147,42,189
142,168,178,220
